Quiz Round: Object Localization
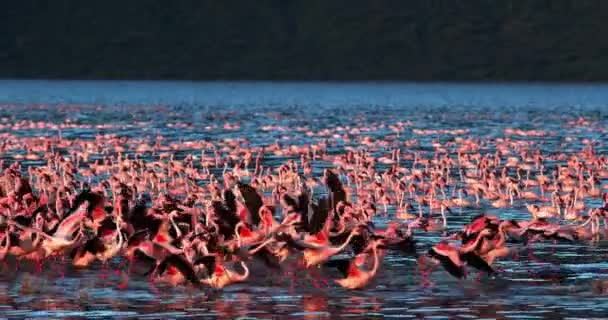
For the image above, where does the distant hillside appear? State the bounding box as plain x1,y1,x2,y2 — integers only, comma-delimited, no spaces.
2,1,607,81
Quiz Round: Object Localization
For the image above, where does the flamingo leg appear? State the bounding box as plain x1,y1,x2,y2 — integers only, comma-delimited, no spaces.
118,268,130,290
99,262,109,279
147,263,160,283
49,254,64,279
512,248,520,261
527,236,538,262
149,280,161,297
59,255,66,279
418,257,438,287
528,247,537,262
282,260,296,289
36,258,44,273
306,266,328,291
114,258,129,275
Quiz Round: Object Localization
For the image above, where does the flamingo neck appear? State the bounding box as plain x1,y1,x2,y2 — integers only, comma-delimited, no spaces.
496,225,507,248
336,229,357,252
169,214,182,239
234,222,243,247
57,210,87,237
249,237,274,255
235,261,249,281
0,232,10,260
115,217,123,249
461,231,485,253
367,245,380,277
10,221,53,241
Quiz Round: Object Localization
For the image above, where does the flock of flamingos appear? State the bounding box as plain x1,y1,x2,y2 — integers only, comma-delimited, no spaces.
0,113,607,292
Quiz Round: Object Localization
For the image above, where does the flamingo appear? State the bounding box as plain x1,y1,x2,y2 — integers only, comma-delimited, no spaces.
333,239,383,289
198,256,250,289
302,226,362,268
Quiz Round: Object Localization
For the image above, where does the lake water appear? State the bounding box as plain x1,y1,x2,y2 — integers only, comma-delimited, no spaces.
0,81,608,319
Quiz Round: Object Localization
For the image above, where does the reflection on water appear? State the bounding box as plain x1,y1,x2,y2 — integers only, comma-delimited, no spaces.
0,81,607,318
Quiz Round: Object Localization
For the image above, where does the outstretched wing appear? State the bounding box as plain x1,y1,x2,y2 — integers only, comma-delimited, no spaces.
324,258,352,278
274,232,310,251
252,247,282,270
68,190,104,216
282,192,311,232
295,191,311,231
324,169,346,209
238,183,264,226
462,252,494,275
308,197,330,235
160,254,200,284
428,248,465,279
83,237,106,255
222,189,237,214
127,229,149,246
194,255,217,278
212,199,241,240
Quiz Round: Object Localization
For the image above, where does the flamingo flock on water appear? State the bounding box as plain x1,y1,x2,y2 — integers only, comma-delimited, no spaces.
0,113,606,291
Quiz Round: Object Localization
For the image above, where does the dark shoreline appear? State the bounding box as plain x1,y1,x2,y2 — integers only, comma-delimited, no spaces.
3,1,607,82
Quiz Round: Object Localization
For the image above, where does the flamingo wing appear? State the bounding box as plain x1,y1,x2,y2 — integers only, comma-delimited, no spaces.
193,255,216,278
238,183,263,226
324,258,352,278
160,254,200,284
295,191,311,231
127,229,149,246
462,252,494,274
308,197,330,235
222,189,237,214
428,248,465,279
324,169,346,209
252,247,282,270
82,237,106,254
13,215,33,227
68,190,103,216
212,200,240,240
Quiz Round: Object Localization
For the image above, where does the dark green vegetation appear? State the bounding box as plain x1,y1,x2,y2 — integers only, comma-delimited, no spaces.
2,1,607,81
